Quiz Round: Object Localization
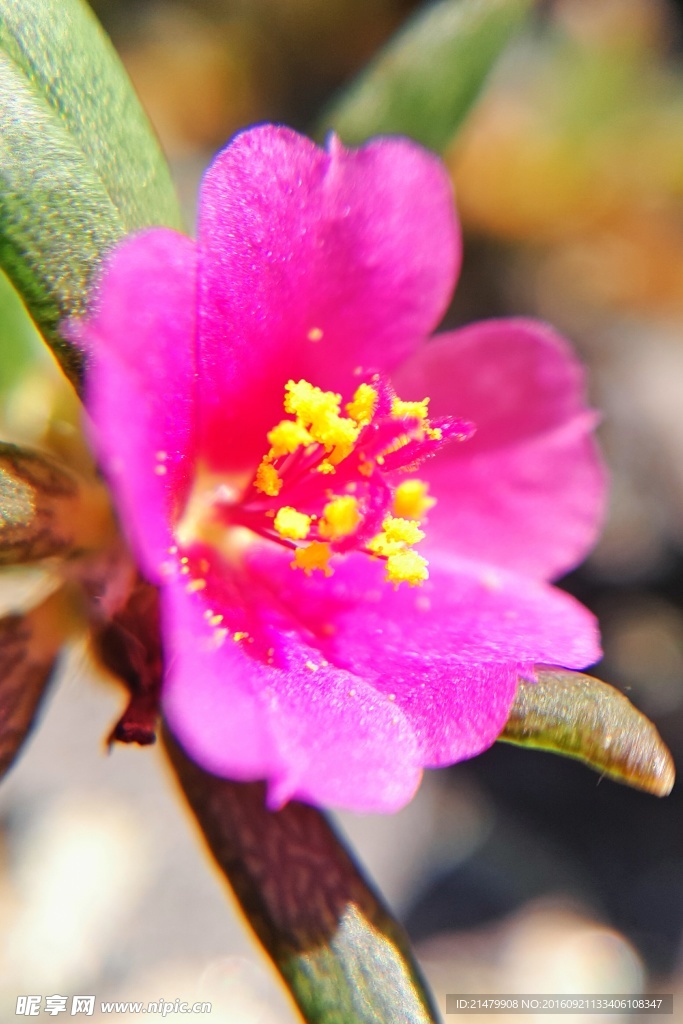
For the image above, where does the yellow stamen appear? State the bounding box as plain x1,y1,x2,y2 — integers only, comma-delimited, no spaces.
284,379,342,422
391,396,429,420
346,383,378,425
255,461,282,496
267,419,313,457
318,496,361,540
273,506,312,540
233,631,249,642
393,480,436,520
382,515,425,545
367,516,425,558
246,379,437,590
324,418,361,464
284,379,360,463
385,549,429,587
291,541,333,577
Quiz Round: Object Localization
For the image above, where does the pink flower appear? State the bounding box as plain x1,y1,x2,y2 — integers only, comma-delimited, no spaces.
80,125,605,812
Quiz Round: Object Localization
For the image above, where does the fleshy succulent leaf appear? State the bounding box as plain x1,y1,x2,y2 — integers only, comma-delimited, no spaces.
165,730,440,1024
501,667,676,796
318,0,535,151
0,0,182,390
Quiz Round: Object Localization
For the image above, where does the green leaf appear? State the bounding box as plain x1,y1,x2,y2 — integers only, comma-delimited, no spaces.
500,667,675,796
165,731,440,1024
318,0,535,151
0,0,182,390
0,267,46,398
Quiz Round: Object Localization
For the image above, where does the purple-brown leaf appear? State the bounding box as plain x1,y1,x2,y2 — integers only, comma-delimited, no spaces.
0,588,73,779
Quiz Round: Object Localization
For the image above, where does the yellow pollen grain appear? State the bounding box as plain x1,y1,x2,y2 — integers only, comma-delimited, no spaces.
385,549,429,587
382,515,425,545
284,379,341,421
317,460,336,475
210,613,224,626
186,578,206,593
291,541,333,577
283,379,359,463
393,479,436,519
319,495,361,540
255,460,282,496
367,516,425,558
320,417,359,463
233,631,249,642
346,383,378,425
307,327,324,341
273,506,312,540
391,396,429,420
267,419,313,457
425,425,442,441
368,535,394,557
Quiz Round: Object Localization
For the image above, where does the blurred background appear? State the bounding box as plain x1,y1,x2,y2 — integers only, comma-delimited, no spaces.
1,0,683,1019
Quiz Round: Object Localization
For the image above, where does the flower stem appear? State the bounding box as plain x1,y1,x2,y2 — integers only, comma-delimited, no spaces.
164,727,440,1024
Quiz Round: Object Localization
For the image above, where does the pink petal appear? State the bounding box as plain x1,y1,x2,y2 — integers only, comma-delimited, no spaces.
82,230,198,581
392,319,607,579
244,548,601,770
196,125,460,470
161,557,422,813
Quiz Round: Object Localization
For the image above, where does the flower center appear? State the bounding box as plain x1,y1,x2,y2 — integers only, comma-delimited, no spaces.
184,376,473,587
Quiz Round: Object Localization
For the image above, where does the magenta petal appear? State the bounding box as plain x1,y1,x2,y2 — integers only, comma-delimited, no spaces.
82,230,198,581
392,319,607,579
245,549,601,768
196,125,460,469
161,569,422,813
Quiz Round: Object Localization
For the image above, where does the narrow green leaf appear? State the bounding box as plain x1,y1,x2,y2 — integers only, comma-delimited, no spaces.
0,0,182,390
165,731,440,1024
318,0,535,151
501,667,675,796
